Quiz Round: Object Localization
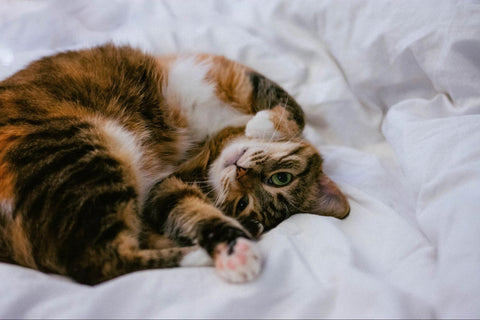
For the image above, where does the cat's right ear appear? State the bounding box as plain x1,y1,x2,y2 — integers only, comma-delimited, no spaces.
312,173,350,219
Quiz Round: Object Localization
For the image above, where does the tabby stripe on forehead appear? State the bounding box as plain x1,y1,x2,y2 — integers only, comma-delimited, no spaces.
296,154,322,178
271,160,297,172
277,146,306,162
270,147,307,171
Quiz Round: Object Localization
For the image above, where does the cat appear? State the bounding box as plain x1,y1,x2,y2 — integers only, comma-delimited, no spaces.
0,44,350,285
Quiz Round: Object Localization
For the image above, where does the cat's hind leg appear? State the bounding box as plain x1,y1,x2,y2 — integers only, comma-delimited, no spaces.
140,231,214,267
67,229,202,285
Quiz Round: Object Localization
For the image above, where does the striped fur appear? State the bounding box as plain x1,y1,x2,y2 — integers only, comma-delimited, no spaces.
0,44,349,284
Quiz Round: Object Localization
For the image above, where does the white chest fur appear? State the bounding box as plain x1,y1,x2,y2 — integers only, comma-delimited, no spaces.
164,57,252,140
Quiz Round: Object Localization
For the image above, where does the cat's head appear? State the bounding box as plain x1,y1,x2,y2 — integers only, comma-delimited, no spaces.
209,137,350,237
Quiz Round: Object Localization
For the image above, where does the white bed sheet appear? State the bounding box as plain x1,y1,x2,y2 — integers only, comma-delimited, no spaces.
1,0,479,318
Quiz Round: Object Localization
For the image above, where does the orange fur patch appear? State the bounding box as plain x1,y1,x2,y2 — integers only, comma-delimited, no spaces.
268,105,302,139
9,217,37,269
0,127,27,202
143,233,177,249
197,54,254,114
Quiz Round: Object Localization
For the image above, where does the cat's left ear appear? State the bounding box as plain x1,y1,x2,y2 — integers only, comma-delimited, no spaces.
312,173,350,219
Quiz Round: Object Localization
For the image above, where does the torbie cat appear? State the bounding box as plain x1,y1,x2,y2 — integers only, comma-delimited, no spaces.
0,44,349,285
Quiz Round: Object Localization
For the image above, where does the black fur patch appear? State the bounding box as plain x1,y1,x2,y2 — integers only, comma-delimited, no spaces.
249,71,305,130
198,217,251,255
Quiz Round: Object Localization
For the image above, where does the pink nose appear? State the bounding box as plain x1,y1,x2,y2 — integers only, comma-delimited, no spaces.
236,167,248,180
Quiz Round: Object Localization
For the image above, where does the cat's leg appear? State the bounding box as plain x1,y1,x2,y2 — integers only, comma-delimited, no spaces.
140,228,214,267
161,54,305,141
143,176,262,283
198,55,306,140
69,232,199,285
62,205,218,284
140,230,178,249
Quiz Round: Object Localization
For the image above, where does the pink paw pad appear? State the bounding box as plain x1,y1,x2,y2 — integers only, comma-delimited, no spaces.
214,238,261,283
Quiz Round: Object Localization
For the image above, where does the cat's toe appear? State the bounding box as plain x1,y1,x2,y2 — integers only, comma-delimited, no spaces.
213,237,262,283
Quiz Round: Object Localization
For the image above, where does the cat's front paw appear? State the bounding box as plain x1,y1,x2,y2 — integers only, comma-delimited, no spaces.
246,107,301,141
245,110,284,140
213,237,262,283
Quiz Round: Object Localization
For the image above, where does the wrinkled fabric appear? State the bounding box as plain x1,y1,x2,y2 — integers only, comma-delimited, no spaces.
0,0,479,318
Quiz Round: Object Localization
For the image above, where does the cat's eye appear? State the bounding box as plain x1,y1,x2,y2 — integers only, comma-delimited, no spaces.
267,172,293,187
235,195,250,215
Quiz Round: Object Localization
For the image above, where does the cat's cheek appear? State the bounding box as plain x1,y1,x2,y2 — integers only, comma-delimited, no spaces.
208,161,236,193
213,238,262,283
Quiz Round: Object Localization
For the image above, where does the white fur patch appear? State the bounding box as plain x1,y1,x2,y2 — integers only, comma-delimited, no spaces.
180,247,214,267
101,120,144,169
165,56,252,140
0,198,14,218
98,119,169,205
214,237,262,283
245,110,284,140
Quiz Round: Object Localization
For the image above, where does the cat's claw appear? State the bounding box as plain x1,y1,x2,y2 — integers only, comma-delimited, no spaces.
213,237,262,283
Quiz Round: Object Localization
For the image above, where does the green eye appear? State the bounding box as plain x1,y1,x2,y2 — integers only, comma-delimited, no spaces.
267,172,293,187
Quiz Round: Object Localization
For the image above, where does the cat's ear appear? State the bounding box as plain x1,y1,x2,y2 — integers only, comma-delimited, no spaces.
312,173,350,219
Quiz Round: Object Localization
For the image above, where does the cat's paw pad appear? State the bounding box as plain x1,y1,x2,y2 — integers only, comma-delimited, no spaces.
245,110,283,140
180,247,214,267
213,237,261,283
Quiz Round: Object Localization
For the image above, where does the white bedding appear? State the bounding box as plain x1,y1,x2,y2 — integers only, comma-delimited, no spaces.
1,0,479,318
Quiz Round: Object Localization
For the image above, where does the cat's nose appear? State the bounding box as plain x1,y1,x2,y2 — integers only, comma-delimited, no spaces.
236,166,248,180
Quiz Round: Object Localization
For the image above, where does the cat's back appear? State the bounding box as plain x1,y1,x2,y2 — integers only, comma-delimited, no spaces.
0,44,177,212
0,44,164,119
0,45,183,270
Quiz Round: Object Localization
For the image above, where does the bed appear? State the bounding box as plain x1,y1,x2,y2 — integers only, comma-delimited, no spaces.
1,0,479,318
